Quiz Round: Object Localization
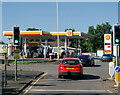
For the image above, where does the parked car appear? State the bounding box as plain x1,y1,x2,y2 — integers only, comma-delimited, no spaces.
101,54,115,62
77,55,94,66
58,58,83,78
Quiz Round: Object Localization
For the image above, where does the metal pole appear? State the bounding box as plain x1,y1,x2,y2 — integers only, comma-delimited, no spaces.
44,39,47,59
57,0,59,59
15,46,17,81
4,54,7,87
65,37,67,58
116,45,118,66
78,39,81,54
24,38,26,57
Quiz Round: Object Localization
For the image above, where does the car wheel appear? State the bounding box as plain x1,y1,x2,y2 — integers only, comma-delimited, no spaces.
58,75,62,78
92,61,95,66
80,74,84,79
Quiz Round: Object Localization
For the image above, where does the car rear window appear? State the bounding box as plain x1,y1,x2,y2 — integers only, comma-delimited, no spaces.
103,54,111,57
78,55,89,59
62,60,79,65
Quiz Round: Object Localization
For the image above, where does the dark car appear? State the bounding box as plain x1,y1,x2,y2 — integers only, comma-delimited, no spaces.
77,55,94,66
101,54,115,62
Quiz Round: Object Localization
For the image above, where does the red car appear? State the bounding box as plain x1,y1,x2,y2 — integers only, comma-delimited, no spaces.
58,58,83,78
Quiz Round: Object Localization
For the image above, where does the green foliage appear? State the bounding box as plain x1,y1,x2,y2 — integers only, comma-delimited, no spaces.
26,27,41,31
65,28,75,32
9,60,56,64
80,22,112,53
26,28,42,42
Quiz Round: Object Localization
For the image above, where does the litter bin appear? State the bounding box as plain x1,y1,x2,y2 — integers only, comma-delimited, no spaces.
49,53,54,60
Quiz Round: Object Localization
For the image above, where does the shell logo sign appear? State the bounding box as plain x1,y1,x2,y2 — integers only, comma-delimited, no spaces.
104,34,111,54
105,35,110,40
67,30,72,36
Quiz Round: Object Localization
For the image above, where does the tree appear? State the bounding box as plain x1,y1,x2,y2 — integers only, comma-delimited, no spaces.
26,28,40,31
80,22,112,53
65,28,75,32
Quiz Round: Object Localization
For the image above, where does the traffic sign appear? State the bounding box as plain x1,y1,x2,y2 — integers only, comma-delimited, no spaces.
115,66,120,73
104,34,111,54
14,49,20,59
115,66,120,84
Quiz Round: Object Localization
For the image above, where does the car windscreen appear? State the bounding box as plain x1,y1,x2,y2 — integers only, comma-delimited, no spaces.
62,60,79,65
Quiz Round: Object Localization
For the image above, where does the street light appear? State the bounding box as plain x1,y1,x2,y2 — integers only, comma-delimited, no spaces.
57,0,59,59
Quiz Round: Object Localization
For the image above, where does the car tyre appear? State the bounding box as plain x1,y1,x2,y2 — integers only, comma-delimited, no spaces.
80,74,84,79
58,75,62,78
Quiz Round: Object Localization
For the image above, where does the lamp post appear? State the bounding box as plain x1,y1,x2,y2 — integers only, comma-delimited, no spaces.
57,0,59,59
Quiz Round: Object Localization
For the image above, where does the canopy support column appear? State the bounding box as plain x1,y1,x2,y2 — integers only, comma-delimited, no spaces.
24,38,27,57
44,39,47,59
65,37,67,58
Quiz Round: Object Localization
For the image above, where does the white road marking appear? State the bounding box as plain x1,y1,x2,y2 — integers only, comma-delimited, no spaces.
106,90,113,93
30,89,112,93
43,79,101,81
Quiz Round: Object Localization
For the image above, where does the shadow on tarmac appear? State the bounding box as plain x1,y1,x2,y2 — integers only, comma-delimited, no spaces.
92,65,101,67
57,74,100,81
31,84,56,87
83,65,101,67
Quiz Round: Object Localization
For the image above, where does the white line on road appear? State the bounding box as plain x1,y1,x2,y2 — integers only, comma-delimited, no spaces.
42,79,101,81
30,89,112,93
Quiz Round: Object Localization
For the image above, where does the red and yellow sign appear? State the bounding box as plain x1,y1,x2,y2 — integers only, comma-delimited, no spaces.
105,35,110,40
104,34,111,54
67,30,72,36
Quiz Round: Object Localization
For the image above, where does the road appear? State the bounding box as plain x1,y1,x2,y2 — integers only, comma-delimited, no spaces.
7,59,118,95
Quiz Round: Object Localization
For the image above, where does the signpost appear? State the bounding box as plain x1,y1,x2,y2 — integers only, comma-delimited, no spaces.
14,49,19,81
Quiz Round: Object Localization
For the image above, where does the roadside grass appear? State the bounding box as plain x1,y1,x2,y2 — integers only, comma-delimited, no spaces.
9,59,59,64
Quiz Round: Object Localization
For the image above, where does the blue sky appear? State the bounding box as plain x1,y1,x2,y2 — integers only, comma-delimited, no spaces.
2,2,118,43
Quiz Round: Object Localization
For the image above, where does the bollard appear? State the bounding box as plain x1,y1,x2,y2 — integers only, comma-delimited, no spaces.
113,57,115,63
114,66,120,87
109,62,114,80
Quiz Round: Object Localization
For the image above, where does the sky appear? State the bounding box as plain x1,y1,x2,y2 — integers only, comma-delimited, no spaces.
1,2,118,43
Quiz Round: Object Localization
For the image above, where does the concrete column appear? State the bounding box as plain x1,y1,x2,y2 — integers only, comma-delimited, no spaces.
75,39,78,57
39,39,41,48
8,39,12,56
65,37,67,57
78,39,81,55
44,39,47,59
24,38,27,56
68,38,69,56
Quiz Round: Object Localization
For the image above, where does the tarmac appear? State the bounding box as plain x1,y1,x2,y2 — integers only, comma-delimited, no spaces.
2,70,44,95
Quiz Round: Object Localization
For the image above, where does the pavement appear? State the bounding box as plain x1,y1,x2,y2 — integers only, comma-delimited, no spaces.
2,70,44,95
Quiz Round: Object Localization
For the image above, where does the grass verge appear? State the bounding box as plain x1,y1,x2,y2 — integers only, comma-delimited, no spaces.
9,59,58,64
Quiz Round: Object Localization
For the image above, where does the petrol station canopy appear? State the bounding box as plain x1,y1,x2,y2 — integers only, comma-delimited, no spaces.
3,30,92,40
